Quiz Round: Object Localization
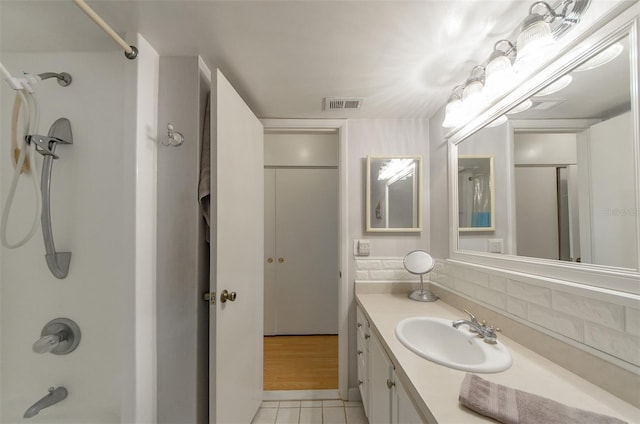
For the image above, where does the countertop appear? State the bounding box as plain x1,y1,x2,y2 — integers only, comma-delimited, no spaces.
356,293,640,424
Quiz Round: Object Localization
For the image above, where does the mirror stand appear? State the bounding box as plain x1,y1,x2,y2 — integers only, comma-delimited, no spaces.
409,274,438,302
404,250,438,302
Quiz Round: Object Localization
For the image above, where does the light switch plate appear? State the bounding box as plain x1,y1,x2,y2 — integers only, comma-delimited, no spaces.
354,239,371,256
487,238,504,254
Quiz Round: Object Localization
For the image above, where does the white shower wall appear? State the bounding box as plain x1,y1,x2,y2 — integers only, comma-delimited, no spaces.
0,51,131,423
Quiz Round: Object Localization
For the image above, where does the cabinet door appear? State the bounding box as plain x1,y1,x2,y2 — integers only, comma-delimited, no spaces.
356,306,370,416
394,372,424,424
369,334,393,424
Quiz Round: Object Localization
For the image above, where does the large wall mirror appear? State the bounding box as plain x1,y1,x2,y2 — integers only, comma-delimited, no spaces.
451,17,639,276
366,156,422,232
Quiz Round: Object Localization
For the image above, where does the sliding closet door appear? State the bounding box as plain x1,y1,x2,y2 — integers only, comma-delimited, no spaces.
271,168,338,335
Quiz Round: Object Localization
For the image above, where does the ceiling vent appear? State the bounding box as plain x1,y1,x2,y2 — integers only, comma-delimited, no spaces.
530,98,566,111
324,97,363,111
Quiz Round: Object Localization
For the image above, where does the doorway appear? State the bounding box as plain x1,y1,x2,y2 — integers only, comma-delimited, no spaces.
263,130,339,395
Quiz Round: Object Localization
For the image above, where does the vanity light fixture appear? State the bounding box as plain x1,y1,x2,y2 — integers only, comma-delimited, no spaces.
462,66,487,116
484,40,518,98
513,2,558,73
534,74,573,96
441,0,591,129
574,42,624,71
507,98,533,114
377,158,415,181
442,85,465,128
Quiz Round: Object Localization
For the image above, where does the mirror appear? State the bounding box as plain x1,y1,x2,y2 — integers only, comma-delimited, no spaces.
458,155,495,232
366,156,422,232
454,31,638,270
403,250,437,302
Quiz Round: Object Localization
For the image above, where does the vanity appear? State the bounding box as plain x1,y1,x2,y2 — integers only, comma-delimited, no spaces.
355,290,639,423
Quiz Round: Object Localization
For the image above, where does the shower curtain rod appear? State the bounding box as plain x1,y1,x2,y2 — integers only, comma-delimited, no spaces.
72,0,138,60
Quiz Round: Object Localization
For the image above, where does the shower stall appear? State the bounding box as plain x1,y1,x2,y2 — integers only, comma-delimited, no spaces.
0,33,162,422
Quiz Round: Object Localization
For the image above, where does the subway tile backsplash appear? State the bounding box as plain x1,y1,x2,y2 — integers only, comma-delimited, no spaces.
354,257,640,368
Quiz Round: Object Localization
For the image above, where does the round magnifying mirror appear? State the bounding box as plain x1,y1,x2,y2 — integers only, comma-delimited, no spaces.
403,250,435,275
403,250,437,302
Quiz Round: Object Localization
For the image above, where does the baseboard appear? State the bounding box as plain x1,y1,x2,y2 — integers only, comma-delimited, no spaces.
262,389,341,401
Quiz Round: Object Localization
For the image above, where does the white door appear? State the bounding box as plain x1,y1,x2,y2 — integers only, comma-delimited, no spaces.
264,168,339,335
209,69,264,423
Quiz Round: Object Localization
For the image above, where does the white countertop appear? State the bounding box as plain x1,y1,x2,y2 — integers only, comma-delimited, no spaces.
356,293,640,424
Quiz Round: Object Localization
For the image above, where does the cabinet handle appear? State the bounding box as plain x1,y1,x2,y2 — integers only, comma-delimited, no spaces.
386,379,395,389
357,322,362,328
358,380,363,386
364,334,370,340
357,350,363,355
278,257,284,263
267,258,274,263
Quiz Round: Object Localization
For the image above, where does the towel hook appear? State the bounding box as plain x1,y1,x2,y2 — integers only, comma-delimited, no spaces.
164,123,184,147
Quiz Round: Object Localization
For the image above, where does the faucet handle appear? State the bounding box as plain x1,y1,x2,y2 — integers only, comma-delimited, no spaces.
463,309,478,323
33,334,63,354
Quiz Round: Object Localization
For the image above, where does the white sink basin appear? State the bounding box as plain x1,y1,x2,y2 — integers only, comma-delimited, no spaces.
395,316,512,373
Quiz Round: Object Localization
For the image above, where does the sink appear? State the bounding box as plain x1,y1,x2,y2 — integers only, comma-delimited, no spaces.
395,316,512,373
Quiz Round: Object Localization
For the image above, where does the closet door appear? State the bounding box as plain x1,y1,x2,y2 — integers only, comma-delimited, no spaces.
273,168,338,335
264,169,277,335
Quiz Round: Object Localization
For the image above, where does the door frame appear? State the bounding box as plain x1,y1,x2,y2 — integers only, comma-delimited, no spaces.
261,119,349,400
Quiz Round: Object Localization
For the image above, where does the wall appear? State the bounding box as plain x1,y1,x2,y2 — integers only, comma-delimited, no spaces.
346,119,430,392
156,56,209,424
122,33,160,424
0,51,129,423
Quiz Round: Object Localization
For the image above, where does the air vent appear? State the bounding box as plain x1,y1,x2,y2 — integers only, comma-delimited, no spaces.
324,97,363,111
530,98,566,111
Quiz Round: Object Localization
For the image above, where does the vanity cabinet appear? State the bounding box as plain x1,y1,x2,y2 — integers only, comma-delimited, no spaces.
357,305,423,423
356,305,371,415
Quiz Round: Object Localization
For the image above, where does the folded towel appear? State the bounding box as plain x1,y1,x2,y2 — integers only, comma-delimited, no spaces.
459,374,627,424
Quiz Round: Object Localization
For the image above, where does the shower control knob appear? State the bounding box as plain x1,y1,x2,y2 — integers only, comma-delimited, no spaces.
220,289,237,303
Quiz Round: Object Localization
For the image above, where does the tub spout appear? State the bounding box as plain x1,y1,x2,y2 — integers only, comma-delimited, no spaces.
23,386,67,418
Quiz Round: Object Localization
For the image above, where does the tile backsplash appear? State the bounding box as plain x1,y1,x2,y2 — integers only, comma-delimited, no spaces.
354,257,640,369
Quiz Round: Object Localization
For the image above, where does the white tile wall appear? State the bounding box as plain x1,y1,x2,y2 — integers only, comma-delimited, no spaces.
355,257,640,368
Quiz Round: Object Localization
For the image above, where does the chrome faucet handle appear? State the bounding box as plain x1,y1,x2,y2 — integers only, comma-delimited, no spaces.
483,326,501,344
33,333,65,354
463,309,478,323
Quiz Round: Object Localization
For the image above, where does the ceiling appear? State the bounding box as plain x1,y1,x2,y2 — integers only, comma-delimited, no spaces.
1,0,534,120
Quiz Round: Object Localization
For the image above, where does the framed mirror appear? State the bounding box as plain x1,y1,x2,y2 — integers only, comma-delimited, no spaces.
366,155,422,232
449,15,639,281
458,155,495,232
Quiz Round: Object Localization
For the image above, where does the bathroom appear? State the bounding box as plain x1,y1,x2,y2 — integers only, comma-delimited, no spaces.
0,0,638,423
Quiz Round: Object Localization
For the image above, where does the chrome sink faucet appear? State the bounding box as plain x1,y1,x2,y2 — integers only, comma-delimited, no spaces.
452,310,501,344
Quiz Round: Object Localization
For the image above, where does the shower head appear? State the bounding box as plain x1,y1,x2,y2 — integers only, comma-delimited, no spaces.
38,72,72,87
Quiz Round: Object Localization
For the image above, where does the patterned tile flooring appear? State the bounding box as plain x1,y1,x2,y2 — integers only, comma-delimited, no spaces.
251,400,368,424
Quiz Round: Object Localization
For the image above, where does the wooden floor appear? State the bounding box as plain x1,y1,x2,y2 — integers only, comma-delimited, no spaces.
264,335,338,391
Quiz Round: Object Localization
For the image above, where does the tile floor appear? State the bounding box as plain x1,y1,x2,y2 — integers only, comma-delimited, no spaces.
251,400,368,424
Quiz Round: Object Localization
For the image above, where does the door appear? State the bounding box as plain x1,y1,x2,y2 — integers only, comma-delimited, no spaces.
209,69,264,423
264,168,338,335
515,166,560,259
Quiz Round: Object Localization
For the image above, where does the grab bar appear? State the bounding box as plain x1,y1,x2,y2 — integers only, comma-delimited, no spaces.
39,118,73,279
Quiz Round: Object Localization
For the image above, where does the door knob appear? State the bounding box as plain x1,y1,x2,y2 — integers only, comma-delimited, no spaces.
220,289,237,303
278,258,284,263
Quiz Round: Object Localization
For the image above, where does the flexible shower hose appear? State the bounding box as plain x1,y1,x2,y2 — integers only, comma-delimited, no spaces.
0,63,43,249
